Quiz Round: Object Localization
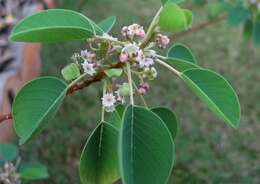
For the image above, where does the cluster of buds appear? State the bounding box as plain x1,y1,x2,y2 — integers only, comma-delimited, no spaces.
71,49,100,76
156,34,170,49
121,24,146,39
0,163,21,184
137,82,150,95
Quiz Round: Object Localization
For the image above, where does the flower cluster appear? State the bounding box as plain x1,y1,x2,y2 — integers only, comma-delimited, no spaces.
0,163,21,184
121,24,146,39
64,23,170,112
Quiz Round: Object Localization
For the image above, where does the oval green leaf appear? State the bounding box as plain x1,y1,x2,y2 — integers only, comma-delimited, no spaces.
208,2,229,19
253,21,260,46
98,16,117,33
151,107,178,141
19,162,49,180
80,122,120,184
108,104,126,129
167,44,197,63
10,9,102,43
159,2,187,32
227,7,249,27
12,77,68,145
0,144,18,164
181,69,241,128
119,105,174,184
183,9,193,27
243,19,253,41
167,58,199,72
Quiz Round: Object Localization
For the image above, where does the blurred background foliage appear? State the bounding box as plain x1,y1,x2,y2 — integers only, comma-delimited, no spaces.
18,0,260,183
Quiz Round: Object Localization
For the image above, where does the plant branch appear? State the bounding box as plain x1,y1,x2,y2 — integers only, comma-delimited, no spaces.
0,62,125,124
172,16,226,39
0,16,227,124
67,62,125,94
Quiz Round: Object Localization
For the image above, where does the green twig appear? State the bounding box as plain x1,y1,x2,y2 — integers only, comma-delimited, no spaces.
101,80,107,122
126,62,134,105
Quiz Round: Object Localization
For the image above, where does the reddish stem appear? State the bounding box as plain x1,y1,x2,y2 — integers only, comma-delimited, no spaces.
172,16,226,39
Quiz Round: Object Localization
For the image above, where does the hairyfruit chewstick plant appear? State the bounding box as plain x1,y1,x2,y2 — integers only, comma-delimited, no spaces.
2,0,241,184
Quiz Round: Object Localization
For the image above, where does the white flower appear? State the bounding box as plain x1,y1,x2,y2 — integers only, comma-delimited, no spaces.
81,49,96,61
81,60,96,76
138,57,154,68
102,93,116,109
122,43,140,58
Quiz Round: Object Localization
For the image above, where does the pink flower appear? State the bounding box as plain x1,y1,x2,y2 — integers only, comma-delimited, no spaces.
137,29,146,38
119,52,129,62
121,26,129,37
156,34,170,48
137,87,147,95
137,82,150,95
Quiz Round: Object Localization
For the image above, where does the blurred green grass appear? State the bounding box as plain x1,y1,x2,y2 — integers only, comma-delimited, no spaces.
20,0,260,183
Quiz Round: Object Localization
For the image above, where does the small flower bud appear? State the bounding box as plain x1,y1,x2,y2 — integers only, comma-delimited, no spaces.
61,63,81,81
118,83,130,96
119,52,129,62
143,67,158,80
121,26,129,37
156,34,170,49
137,87,147,95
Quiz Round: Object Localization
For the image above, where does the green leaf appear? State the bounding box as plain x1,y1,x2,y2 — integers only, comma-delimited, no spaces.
80,122,120,184
104,68,123,78
253,21,260,46
227,7,249,27
151,107,178,140
119,105,174,184
159,2,187,32
108,104,126,129
161,0,184,5
98,16,117,33
0,144,18,164
192,0,207,6
61,63,80,81
12,77,68,144
10,9,102,43
19,162,49,180
183,9,193,27
243,19,253,41
208,2,229,19
167,58,199,72
181,69,241,128
167,44,197,63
